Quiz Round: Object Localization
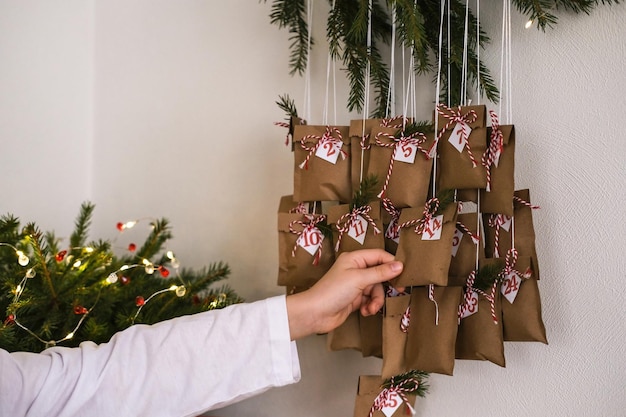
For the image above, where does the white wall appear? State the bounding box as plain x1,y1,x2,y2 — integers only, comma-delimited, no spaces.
0,1,624,417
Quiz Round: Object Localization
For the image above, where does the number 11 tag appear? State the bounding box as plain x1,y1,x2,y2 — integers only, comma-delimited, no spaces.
347,215,368,245
381,391,402,417
296,228,323,256
393,142,417,164
421,215,444,241
449,122,472,153
315,140,342,164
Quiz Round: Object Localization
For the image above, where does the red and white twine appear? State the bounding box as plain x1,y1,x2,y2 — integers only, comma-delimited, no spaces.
398,197,440,236
456,221,480,245
274,121,291,146
458,269,477,322
435,104,478,167
400,305,411,333
382,198,401,240
288,202,309,215
374,130,430,199
513,195,541,210
334,205,381,252
428,284,440,326
289,214,327,265
499,248,532,282
487,213,511,258
368,377,418,417
481,110,504,191
298,125,348,170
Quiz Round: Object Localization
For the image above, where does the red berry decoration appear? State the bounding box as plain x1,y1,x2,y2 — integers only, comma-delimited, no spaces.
135,296,145,307
120,275,130,285
128,243,136,252
116,222,124,231
192,295,201,305
55,250,67,262
160,267,170,278
73,306,88,315
4,314,15,325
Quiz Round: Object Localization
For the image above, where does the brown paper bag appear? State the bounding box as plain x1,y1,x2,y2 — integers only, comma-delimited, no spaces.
455,259,506,367
277,211,334,288
360,313,383,358
435,104,488,190
366,126,434,208
382,294,411,379
293,124,352,203
404,286,463,375
480,124,515,216
327,311,361,352
381,198,401,255
350,119,381,194
501,256,548,343
448,213,484,286
392,201,458,287
353,375,417,417
327,201,384,255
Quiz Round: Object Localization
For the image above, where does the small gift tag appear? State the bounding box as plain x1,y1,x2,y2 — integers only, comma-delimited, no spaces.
386,219,400,244
501,271,522,304
348,215,368,245
421,215,444,241
381,391,402,417
449,122,472,153
393,142,418,164
451,227,463,257
459,291,479,319
315,140,342,164
296,228,324,256
500,215,512,232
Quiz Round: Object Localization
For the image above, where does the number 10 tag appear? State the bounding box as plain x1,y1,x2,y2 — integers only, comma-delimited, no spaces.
296,228,324,256
347,215,368,245
315,140,342,164
393,142,417,164
381,390,402,417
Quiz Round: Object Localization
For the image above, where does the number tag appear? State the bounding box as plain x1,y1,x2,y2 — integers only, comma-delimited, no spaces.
296,228,323,256
385,219,400,244
347,215,368,245
500,216,512,232
451,228,463,257
449,122,472,153
315,140,342,164
501,272,522,304
459,291,479,319
381,391,402,417
421,215,444,241
393,142,417,164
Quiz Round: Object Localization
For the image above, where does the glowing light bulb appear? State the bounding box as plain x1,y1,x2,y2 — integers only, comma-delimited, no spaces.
525,19,533,29
120,265,130,271
175,286,186,297
166,251,175,259
142,258,151,265
144,263,155,274
106,273,118,284
170,258,180,269
16,251,29,266
124,221,137,229
73,260,82,268
26,268,36,278
85,247,94,253
16,284,22,294
65,332,74,340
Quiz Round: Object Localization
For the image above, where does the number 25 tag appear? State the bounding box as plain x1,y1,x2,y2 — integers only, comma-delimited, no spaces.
315,140,342,164
381,391,401,417
393,142,417,164
421,215,444,241
296,229,323,256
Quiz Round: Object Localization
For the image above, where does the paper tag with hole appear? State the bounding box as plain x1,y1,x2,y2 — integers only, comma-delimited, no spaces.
348,215,368,245
393,142,417,164
421,215,443,241
451,228,463,257
385,219,400,244
296,228,323,256
501,271,522,304
381,390,402,417
449,122,471,153
315,140,342,164
459,291,479,319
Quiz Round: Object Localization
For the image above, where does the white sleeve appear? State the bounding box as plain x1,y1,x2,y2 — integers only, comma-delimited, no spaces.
0,295,300,417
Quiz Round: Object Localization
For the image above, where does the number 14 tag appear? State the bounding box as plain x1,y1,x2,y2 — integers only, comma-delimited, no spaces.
421,215,444,241
315,140,343,164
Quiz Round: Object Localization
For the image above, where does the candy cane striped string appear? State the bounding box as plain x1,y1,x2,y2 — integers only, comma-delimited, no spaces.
458,269,477,323
298,126,347,170
288,202,309,215
289,214,327,265
398,197,440,236
475,281,499,325
481,110,505,191
381,198,401,240
433,104,478,167
374,130,430,199
428,284,440,326
334,205,381,252
273,121,291,146
487,213,511,258
500,248,532,281
456,221,480,244
400,305,411,333
380,116,409,128
513,195,541,210
368,377,418,417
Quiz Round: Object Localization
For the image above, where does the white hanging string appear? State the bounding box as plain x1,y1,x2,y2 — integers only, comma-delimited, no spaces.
499,0,513,124
323,0,337,125
476,0,481,104
303,0,314,123
460,0,471,105
447,0,451,106
385,6,397,118
433,0,447,198
475,190,481,270
359,0,373,184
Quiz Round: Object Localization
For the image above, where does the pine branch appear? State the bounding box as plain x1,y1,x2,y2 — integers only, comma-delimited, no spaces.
382,369,430,398
266,0,311,75
351,174,379,210
473,261,504,292
69,202,95,250
276,93,299,118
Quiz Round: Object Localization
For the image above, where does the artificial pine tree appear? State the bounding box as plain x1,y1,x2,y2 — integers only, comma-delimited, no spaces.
0,202,241,353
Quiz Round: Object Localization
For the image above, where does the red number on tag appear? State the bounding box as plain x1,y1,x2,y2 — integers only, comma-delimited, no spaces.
323,141,337,157
467,294,478,313
301,230,320,248
383,392,399,408
423,218,441,238
452,235,460,247
503,276,520,295
401,143,413,158
352,221,365,238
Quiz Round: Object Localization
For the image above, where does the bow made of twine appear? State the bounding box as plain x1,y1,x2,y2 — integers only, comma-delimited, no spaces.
334,205,381,252
499,248,532,282
398,198,440,236
374,130,430,199
368,378,418,417
435,104,478,167
289,214,327,265
474,281,499,325
400,305,411,333
382,198,401,240
380,116,409,128
298,125,348,170
481,110,504,191
288,202,309,215
487,214,511,258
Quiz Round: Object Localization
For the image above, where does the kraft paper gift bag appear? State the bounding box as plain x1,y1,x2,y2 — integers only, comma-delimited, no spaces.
480,123,516,216
360,312,383,358
381,198,401,255
353,375,417,417
327,201,384,256
404,286,463,375
381,294,411,379
327,311,362,352
293,124,352,203
448,212,483,287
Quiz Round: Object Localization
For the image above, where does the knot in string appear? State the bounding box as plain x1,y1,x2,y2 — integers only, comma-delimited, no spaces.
435,104,478,167
481,110,504,191
334,205,381,252
398,198,440,235
298,126,347,170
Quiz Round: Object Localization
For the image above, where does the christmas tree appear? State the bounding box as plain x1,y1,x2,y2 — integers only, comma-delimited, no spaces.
0,202,242,353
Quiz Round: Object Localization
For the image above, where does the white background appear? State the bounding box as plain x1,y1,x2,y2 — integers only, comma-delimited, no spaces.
0,1,624,416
